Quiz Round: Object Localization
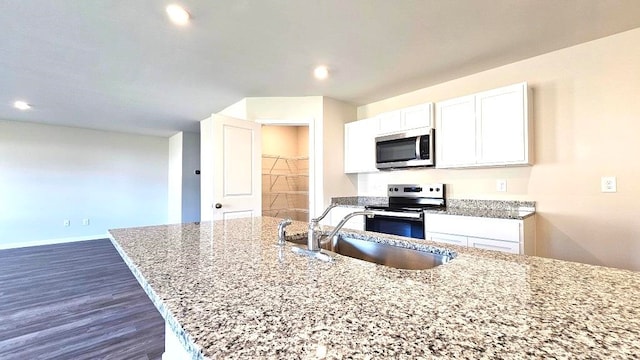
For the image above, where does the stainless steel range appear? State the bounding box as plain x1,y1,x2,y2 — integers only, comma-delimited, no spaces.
365,183,445,239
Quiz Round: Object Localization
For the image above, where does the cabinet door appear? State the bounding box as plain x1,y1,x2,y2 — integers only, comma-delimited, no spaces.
377,110,402,134
344,118,378,173
329,206,365,231
401,103,432,130
435,95,477,168
467,236,520,254
476,83,528,165
426,232,468,247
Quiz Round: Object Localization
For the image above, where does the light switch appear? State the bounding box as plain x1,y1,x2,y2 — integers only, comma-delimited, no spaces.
601,176,617,193
496,179,507,192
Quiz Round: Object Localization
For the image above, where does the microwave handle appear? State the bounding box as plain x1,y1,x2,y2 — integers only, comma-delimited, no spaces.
415,135,421,158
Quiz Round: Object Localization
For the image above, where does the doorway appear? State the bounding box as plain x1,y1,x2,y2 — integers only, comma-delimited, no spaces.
261,125,309,221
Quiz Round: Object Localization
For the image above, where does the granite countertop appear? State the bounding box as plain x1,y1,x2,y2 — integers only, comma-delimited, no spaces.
423,207,535,220
109,217,640,359
332,197,536,219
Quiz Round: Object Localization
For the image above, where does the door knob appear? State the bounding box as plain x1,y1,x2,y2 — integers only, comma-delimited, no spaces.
214,203,222,209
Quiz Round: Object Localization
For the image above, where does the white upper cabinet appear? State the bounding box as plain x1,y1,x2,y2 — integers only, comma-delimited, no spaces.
401,103,433,130
435,82,532,168
435,95,477,167
477,84,528,164
344,103,433,173
377,110,401,134
378,103,433,135
344,117,379,173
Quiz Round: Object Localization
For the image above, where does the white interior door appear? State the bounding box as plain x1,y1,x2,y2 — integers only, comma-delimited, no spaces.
212,114,262,221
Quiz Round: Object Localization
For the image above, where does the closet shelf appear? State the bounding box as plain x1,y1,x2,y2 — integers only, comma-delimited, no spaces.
264,191,308,195
262,172,309,177
262,150,308,221
262,154,309,161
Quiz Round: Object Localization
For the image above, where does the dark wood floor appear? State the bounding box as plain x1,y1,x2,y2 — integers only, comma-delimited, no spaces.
0,239,165,360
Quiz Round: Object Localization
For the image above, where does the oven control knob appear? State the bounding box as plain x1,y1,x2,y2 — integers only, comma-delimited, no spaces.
394,187,398,191
436,188,440,192
389,187,393,192
429,187,433,192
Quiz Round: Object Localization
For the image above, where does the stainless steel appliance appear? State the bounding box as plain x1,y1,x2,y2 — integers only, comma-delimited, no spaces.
375,128,434,170
365,183,445,239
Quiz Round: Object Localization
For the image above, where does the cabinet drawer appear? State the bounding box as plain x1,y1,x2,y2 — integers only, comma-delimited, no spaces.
426,232,467,247
468,237,520,254
425,214,521,242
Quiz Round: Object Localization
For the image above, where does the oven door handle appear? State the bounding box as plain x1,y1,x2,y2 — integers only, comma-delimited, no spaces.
369,210,423,219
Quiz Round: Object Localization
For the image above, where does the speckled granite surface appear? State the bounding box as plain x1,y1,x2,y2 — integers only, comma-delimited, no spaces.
110,217,640,359
332,197,535,219
331,196,387,207
424,207,535,220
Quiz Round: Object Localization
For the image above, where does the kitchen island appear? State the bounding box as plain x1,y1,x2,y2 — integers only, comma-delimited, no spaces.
109,217,640,359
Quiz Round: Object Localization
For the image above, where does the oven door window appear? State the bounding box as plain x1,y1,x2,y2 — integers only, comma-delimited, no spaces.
377,137,417,163
365,215,424,240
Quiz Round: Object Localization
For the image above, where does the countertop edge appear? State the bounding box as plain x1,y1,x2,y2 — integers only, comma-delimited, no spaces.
108,233,204,360
330,202,536,220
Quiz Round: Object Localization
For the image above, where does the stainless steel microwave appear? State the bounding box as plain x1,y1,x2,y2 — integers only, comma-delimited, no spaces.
375,128,434,170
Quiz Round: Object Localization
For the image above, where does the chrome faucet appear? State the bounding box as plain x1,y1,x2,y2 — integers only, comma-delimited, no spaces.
307,205,374,252
313,203,338,223
307,203,338,251
277,218,292,245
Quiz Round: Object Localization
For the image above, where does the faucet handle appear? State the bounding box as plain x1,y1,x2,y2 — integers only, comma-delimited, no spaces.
277,218,293,245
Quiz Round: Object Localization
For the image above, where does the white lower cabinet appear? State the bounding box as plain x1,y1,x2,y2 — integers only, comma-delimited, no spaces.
429,233,468,247
467,236,521,254
328,206,365,231
425,213,535,255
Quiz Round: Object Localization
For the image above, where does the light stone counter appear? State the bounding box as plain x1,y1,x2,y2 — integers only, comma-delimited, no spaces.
331,197,536,220
109,217,640,359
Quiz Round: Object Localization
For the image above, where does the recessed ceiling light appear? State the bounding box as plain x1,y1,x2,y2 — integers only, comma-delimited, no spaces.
14,101,31,110
166,4,190,26
314,65,329,80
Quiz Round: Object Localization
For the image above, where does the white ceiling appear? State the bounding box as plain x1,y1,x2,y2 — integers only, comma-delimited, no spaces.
2,1,640,137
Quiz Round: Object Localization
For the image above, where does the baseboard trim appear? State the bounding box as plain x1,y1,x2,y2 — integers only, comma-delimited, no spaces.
0,234,110,250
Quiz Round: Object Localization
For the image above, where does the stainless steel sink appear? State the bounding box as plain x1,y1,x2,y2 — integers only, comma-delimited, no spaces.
288,235,451,270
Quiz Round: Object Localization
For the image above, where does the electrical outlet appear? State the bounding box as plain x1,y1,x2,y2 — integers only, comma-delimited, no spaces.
496,179,507,192
82,218,90,226
601,176,617,193
63,219,71,227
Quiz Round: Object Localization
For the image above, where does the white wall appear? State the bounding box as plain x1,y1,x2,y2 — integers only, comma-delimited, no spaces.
356,28,640,271
200,118,213,221
322,97,358,208
0,120,169,246
168,133,183,223
219,99,247,119
181,132,200,223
